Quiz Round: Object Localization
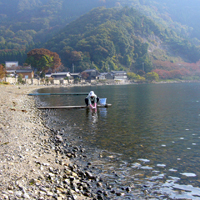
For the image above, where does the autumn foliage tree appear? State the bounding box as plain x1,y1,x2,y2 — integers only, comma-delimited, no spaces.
81,71,89,80
26,48,61,72
152,59,200,79
153,68,191,79
0,64,6,80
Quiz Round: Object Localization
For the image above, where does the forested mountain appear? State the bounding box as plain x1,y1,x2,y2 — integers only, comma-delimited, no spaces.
1,0,200,77
44,7,158,72
117,0,200,44
140,1,200,41
0,0,112,49
0,0,114,64
44,6,200,73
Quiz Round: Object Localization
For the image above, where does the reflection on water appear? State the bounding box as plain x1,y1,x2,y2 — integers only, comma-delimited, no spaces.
99,107,107,118
85,108,108,125
37,83,200,199
86,108,98,124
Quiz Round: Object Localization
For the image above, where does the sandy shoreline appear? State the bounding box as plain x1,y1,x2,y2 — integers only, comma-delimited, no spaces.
0,85,97,199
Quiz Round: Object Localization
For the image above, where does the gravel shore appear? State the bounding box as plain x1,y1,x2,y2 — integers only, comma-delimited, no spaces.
0,85,99,200
0,84,135,200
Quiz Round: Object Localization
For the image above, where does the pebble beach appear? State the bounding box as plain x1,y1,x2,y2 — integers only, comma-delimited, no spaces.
0,85,115,200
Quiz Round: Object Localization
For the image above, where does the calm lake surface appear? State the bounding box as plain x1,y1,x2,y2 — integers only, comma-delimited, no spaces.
37,83,200,199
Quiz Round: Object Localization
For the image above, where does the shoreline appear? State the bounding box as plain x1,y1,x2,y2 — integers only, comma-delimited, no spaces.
0,85,105,199
1,81,199,199
1,84,133,200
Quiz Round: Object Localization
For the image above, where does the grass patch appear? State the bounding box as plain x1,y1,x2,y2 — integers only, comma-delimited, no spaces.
0,81,10,85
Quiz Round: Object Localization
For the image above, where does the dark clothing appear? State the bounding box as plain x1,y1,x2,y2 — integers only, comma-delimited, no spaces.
85,96,99,106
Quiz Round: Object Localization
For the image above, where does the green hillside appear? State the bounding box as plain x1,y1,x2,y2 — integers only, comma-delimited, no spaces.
118,0,200,44
1,0,200,77
0,0,117,47
0,0,114,64
45,7,200,73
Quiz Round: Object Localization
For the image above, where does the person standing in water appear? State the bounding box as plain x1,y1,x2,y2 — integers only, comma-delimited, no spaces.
85,91,99,109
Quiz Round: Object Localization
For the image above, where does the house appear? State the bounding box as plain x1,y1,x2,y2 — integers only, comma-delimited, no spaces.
105,73,114,80
5,61,19,77
45,73,52,78
70,73,81,79
6,69,16,77
82,69,99,80
98,73,113,80
98,73,107,80
70,73,81,78
111,71,127,80
98,71,127,81
51,72,71,80
16,69,34,79
5,61,18,68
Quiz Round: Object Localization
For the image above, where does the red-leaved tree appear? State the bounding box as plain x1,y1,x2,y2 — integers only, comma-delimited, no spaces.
26,48,62,72
0,64,5,80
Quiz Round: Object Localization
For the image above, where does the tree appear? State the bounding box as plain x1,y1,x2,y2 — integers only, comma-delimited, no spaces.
18,74,25,84
137,70,145,76
127,72,137,80
69,51,82,62
153,69,171,79
146,72,159,82
81,71,89,80
136,75,146,83
26,48,61,72
0,64,6,80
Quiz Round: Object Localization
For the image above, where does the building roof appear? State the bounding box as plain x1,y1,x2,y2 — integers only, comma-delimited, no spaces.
70,73,80,76
16,69,34,73
51,72,70,76
6,69,16,73
99,73,107,75
111,71,127,74
84,69,98,72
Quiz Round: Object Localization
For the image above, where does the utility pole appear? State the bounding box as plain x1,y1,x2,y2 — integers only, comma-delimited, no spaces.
72,63,74,73
142,62,144,71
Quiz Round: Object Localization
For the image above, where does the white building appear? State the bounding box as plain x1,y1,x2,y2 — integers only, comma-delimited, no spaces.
50,72,71,80
111,71,127,80
5,61,19,68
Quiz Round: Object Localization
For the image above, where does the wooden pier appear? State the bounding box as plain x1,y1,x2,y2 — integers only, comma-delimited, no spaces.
28,93,88,96
37,104,112,109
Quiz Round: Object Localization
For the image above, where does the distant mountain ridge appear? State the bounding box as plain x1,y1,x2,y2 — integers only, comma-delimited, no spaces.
0,0,113,47
118,0,200,44
44,7,200,73
0,0,111,64
1,0,200,75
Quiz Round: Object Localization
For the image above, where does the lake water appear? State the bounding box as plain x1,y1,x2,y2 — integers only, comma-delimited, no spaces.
37,83,200,199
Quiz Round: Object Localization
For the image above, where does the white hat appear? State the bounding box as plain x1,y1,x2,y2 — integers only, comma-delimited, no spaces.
89,91,96,97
